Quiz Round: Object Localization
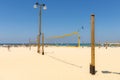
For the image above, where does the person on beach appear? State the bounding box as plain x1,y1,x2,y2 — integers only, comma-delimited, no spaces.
8,45,10,51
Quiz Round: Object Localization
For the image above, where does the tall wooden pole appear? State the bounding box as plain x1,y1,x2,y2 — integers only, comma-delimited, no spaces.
42,33,44,55
78,34,80,47
37,35,40,53
37,5,42,53
90,14,95,75
29,38,31,50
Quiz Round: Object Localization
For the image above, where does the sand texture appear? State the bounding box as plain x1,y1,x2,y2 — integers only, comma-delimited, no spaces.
0,46,120,80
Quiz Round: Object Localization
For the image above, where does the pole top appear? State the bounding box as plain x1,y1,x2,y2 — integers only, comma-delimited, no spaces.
91,14,95,16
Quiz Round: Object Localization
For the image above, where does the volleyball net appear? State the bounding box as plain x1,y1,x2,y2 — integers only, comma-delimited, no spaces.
44,32,80,47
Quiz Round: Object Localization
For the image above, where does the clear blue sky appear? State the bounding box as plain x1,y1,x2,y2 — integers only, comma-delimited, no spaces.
0,0,120,43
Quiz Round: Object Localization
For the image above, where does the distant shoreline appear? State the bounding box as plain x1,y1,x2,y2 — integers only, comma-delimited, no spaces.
0,43,120,47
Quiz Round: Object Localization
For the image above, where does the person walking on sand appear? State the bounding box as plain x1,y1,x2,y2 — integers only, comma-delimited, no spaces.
8,45,10,51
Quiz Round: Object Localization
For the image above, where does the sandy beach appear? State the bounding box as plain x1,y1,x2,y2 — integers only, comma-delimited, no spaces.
0,46,120,80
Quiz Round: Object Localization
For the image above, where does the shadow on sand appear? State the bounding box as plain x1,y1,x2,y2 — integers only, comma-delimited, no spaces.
47,55,82,68
102,71,120,75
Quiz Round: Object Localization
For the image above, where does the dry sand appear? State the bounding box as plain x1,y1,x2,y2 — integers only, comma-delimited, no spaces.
0,46,120,80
